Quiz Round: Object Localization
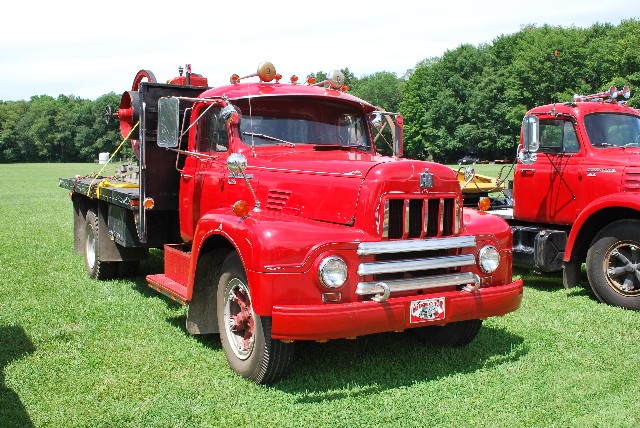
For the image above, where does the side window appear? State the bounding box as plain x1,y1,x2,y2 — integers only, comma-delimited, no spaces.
197,107,229,153
562,121,579,153
539,120,579,153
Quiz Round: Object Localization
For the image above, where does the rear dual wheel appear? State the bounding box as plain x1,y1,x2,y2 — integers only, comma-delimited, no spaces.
84,209,139,280
216,252,294,384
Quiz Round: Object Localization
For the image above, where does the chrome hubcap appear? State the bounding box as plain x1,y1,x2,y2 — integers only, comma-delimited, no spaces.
605,243,640,295
224,278,255,360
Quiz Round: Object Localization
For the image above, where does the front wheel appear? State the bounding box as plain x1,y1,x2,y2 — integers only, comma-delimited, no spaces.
216,252,294,384
411,319,483,347
586,220,640,310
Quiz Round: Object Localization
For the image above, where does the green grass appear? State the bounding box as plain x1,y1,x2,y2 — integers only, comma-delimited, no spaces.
1,163,639,427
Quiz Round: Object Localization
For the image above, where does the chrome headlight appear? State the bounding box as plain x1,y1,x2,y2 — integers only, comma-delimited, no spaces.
478,245,500,273
318,256,348,289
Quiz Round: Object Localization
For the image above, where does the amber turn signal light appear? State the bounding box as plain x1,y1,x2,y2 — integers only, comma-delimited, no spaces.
233,200,251,218
478,197,491,211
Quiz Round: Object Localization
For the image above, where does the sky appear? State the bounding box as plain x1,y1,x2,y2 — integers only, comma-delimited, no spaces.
0,0,637,101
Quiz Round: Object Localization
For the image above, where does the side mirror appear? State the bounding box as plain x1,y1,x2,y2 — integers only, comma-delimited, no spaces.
520,115,539,165
522,115,540,153
393,115,404,158
157,97,180,148
227,153,248,174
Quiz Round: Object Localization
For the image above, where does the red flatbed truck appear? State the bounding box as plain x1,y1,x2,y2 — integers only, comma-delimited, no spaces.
485,86,640,310
60,63,523,384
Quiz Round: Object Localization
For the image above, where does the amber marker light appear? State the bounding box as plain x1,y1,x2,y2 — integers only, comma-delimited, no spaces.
275,73,282,83
233,200,251,218
230,74,240,84
478,197,491,211
322,292,342,303
306,76,315,85
143,197,155,210
130,199,140,208
290,75,298,84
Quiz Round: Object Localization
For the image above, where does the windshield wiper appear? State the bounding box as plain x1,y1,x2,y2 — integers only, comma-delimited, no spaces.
242,132,296,147
592,142,614,147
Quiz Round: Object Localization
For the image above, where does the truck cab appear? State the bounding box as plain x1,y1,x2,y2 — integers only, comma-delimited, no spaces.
498,86,640,310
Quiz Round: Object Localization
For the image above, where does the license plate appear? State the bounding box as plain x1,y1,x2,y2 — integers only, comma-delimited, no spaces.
410,297,445,323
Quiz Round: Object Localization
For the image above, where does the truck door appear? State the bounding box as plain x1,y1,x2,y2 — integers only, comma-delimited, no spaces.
515,119,581,225
179,106,230,242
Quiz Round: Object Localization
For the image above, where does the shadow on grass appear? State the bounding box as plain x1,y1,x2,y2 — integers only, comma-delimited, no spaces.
126,251,184,310
0,325,35,428
276,324,525,400
515,266,599,303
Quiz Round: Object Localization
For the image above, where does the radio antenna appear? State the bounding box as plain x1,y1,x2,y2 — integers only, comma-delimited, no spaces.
553,50,559,104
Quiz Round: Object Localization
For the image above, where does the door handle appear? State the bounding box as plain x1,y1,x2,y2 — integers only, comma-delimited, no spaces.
181,174,193,179
520,168,535,176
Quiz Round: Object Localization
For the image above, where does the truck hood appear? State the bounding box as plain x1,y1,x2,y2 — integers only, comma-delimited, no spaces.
253,150,380,224
252,149,459,225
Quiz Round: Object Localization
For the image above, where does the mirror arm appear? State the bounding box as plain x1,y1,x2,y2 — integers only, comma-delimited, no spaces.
167,148,217,160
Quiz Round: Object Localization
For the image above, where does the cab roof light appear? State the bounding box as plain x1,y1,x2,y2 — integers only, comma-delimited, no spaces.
229,62,278,84
573,85,632,103
290,75,299,84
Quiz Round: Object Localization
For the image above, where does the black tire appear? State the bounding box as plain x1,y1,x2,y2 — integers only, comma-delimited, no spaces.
586,220,640,310
84,209,116,280
216,252,294,384
411,319,483,347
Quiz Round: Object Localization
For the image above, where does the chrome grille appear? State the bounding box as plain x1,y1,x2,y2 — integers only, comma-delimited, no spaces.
383,197,457,239
356,236,479,298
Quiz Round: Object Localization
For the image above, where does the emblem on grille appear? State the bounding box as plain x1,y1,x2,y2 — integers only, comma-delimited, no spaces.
419,168,434,190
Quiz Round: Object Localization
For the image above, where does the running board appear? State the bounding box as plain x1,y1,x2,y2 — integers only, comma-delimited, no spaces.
147,274,188,305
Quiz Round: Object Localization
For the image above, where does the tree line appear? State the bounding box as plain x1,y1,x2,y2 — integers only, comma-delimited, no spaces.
1,19,638,164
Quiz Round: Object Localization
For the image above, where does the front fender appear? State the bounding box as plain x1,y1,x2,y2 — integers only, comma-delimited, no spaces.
565,193,640,260
463,208,513,250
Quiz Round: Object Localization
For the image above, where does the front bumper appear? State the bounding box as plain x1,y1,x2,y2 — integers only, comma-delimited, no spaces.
271,280,523,341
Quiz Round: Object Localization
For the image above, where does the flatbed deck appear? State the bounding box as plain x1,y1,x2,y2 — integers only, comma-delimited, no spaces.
59,176,139,210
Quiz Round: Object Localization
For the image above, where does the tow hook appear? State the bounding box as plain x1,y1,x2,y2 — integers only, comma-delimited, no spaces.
462,275,482,292
371,282,391,302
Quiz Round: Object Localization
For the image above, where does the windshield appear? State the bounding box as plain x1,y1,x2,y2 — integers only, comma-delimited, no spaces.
584,113,640,148
234,96,371,149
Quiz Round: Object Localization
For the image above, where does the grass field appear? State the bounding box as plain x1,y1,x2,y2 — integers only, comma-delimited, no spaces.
1,162,639,427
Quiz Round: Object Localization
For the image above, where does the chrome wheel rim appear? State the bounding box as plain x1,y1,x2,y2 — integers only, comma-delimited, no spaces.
223,278,255,360
86,224,96,270
605,242,640,296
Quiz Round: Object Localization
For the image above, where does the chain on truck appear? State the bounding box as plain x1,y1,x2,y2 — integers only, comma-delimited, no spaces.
473,85,640,311
60,62,523,384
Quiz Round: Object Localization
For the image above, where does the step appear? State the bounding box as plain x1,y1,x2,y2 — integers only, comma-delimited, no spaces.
147,274,188,305
164,244,191,285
